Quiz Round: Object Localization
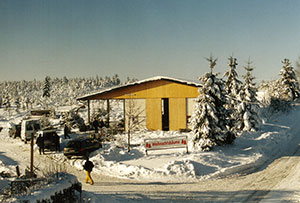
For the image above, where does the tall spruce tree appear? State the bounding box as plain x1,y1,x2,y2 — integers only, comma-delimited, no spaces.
236,59,260,133
224,56,242,131
224,56,242,98
43,76,51,98
277,59,300,101
192,56,235,151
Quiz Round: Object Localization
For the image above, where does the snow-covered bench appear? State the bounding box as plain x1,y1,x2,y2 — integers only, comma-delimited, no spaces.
144,136,188,155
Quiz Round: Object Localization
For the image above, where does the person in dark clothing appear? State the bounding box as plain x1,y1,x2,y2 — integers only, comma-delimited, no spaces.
99,119,105,128
64,124,70,139
54,132,60,152
36,135,45,155
92,119,99,133
83,158,94,185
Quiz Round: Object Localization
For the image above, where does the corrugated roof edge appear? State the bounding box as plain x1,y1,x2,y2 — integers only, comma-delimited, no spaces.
77,76,202,101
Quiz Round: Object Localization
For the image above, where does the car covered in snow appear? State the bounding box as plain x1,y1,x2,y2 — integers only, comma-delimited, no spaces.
63,137,102,159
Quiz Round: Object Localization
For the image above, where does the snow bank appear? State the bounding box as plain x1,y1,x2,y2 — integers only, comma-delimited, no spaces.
12,174,81,203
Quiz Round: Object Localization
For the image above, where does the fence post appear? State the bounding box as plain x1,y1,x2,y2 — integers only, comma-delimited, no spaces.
16,165,20,177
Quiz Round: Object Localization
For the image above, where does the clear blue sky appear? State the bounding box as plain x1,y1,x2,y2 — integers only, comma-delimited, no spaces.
1,0,300,82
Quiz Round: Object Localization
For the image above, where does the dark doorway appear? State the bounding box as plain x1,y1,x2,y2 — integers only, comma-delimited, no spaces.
162,98,169,131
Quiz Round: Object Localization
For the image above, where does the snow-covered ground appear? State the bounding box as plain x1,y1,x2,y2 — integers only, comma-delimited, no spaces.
1,105,300,202
68,107,300,183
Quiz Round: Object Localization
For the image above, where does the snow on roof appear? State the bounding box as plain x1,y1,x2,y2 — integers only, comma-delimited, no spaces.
77,76,202,100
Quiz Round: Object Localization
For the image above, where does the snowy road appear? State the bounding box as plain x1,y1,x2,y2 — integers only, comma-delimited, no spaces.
1,134,300,202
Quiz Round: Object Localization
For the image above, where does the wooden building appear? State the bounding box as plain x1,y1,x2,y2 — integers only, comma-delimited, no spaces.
77,76,201,131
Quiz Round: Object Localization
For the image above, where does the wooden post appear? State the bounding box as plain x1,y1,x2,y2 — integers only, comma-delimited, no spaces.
16,165,20,177
87,100,90,125
107,99,110,127
128,119,131,152
30,133,34,178
123,99,126,132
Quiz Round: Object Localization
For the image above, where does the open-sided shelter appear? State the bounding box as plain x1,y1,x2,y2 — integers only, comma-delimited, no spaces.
77,76,201,131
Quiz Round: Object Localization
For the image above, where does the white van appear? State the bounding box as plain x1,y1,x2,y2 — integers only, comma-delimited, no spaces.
21,119,42,143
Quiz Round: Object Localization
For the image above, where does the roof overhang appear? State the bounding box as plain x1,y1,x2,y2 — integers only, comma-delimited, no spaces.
77,76,202,101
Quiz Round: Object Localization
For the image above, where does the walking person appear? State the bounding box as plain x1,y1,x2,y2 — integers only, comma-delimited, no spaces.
83,157,94,185
64,124,71,139
36,134,45,155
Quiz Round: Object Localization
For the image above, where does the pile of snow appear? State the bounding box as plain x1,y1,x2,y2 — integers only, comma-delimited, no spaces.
11,174,80,203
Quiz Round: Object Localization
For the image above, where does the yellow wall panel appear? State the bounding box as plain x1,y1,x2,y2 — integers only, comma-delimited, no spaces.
169,98,187,131
146,98,162,130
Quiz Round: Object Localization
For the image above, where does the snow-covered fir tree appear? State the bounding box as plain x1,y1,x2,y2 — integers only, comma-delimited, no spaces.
192,56,235,151
277,58,300,101
235,59,261,133
223,56,242,131
14,97,21,112
43,76,51,98
295,55,300,80
224,56,242,98
3,94,11,110
112,74,121,86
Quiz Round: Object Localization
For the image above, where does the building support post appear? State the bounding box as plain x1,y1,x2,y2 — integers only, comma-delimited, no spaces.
87,100,90,125
30,134,34,178
123,99,126,132
107,99,110,127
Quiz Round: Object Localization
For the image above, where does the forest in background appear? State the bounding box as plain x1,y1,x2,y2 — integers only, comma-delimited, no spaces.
0,74,137,110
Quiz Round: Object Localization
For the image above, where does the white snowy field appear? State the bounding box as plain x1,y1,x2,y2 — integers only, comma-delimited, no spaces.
1,105,300,202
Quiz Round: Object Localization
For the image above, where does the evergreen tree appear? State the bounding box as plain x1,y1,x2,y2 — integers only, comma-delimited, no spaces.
236,59,261,133
295,56,300,80
112,74,121,86
277,59,300,101
15,97,21,112
3,94,11,110
224,56,242,98
43,76,51,98
192,56,235,151
223,56,243,131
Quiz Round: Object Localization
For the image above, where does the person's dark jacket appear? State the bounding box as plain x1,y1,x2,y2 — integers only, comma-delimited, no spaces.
36,136,44,148
64,125,70,135
83,160,94,172
92,120,99,132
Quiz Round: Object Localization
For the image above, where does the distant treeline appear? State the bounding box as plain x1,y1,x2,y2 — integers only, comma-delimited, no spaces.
0,74,137,109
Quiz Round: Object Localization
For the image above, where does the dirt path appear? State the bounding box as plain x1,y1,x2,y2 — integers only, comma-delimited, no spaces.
2,136,300,202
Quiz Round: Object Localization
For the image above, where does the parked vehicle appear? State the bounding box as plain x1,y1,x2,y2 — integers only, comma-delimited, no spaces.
63,138,101,159
37,128,60,151
8,123,21,138
30,109,52,117
21,119,41,143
